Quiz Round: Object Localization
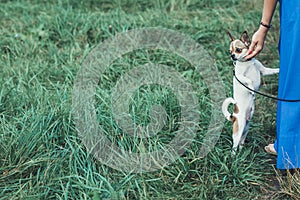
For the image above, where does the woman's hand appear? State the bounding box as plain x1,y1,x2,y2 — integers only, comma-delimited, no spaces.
244,27,269,60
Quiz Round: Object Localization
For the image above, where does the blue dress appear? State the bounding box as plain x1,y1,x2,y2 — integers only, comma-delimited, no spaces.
274,0,300,169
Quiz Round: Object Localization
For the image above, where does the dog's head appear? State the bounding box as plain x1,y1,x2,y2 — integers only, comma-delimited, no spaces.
227,31,250,61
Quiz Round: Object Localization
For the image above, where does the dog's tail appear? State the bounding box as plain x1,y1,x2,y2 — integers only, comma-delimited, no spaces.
222,97,238,122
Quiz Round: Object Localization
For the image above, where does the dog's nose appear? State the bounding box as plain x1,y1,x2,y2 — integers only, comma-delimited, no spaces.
231,54,237,61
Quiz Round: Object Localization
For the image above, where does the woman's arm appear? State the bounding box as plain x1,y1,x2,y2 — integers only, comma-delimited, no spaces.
244,0,278,60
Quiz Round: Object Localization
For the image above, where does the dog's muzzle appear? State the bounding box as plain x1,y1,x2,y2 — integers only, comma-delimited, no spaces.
231,54,237,61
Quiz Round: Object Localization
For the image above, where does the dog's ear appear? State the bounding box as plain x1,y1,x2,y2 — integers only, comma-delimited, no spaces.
240,31,250,46
227,31,235,41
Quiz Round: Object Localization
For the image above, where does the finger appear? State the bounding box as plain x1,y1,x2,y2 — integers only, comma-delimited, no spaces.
253,44,263,56
245,48,261,60
248,40,257,54
244,54,253,61
245,43,263,60
244,50,258,60
244,44,256,60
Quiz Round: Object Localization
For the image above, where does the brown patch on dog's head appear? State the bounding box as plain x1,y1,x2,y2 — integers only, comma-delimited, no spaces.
227,30,250,61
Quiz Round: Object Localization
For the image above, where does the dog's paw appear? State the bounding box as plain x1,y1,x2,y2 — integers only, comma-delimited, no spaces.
238,144,244,151
231,148,237,156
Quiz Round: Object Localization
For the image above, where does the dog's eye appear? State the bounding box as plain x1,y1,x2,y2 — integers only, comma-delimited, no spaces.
236,48,243,53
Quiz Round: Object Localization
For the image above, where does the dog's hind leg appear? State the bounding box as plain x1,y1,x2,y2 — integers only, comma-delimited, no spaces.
239,121,251,150
239,106,254,150
231,117,246,155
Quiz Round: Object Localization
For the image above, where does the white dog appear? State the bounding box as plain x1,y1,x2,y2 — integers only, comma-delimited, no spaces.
222,31,279,153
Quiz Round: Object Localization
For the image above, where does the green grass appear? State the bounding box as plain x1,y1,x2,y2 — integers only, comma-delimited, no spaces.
0,0,299,199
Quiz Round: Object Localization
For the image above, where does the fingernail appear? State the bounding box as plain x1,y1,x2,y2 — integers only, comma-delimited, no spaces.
248,50,252,55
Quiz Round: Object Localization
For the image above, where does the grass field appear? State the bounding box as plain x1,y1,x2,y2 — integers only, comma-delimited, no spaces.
1,0,300,199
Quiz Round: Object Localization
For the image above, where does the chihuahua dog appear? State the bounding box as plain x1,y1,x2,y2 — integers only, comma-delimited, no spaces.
222,31,279,154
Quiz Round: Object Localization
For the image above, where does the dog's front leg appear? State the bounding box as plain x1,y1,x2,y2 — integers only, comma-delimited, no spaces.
260,67,279,76
255,60,279,75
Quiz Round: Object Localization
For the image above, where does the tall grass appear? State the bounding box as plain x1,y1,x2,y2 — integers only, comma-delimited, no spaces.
0,0,298,199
